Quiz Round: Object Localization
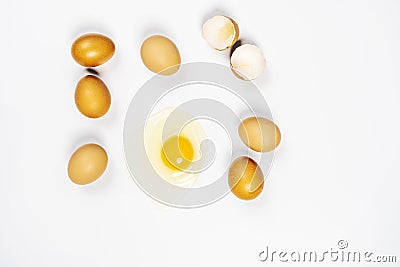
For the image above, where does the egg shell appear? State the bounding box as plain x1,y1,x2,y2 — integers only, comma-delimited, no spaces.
238,117,281,152
140,35,181,75
230,44,266,80
71,33,115,67
202,15,239,51
74,75,111,118
228,157,264,200
68,144,108,185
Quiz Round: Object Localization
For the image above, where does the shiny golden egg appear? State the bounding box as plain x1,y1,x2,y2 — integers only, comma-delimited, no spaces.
71,33,115,67
228,157,264,200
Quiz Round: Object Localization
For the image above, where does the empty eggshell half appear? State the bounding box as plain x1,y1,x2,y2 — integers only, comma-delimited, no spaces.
202,15,239,51
238,117,281,152
230,44,266,80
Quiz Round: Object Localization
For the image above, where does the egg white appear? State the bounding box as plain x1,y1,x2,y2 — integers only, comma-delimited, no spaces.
144,107,206,188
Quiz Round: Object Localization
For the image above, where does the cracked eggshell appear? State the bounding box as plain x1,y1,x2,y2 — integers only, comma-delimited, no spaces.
230,44,266,80
202,15,239,51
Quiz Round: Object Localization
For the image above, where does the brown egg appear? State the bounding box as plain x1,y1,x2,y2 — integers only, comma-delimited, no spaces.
75,75,111,118
68,144,108,185
140,35,181,75
228,157,264,200
71,33,115,67
238,117,281,152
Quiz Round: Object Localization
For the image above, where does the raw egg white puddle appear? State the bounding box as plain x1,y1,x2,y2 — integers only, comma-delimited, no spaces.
144,82,265,189
144,107,204,188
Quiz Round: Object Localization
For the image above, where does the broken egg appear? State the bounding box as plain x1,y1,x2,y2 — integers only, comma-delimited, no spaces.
71,33,115,67
144,107,206,188
202,15,239,51
230,44,266,80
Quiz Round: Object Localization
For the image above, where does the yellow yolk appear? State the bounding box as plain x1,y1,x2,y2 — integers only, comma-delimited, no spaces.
161,135,194,171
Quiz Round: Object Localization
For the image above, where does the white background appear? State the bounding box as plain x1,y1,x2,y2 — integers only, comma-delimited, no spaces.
1,0,399,266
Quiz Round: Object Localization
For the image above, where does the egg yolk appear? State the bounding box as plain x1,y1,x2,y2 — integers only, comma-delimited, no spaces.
161,135,194,171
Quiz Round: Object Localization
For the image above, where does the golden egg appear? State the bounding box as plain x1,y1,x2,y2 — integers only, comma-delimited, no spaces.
71,33,115,67
238,117,281,152
228,157,264,200
74,75,111,118
68,144,108,185
140,35,181,75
